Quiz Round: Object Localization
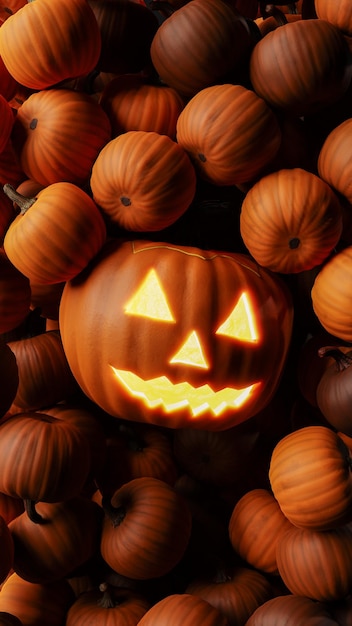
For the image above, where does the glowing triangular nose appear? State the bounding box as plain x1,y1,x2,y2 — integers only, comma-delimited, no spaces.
169,330,209,369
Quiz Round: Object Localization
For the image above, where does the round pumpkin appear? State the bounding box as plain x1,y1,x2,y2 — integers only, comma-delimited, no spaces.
59,238,293,431
315,0,352,36
311,246,352,342
316,346,352,436
318,118,352,206
249,18,352,116
239,168,343,273
3,181,107,285
269,425,352,530
0,0,101,90
100,476,192,580
137,593,230,626
276,523,352,601
11,88,111,187
245,594,340,625
150,0,255,98
90,130,196,232
176,83,282,186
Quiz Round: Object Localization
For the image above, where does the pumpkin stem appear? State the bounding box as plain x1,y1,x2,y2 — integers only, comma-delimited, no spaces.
24,499,48,524
318,346,352,372
212,567,232,584
3,184,37,215
101,494,126,527
98,582,118,609
260,3,289,24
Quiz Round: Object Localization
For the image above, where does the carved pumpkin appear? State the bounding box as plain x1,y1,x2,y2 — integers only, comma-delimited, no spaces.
136,593,230,626
249,18,352,116
276,523,352,601
99,73,185,139
150,0,255,98
176,83,282,186
239,168,343,273
311,246,352,342
0,0,101,90
269,425,352,530
3,182,107,285
59,238,293,431
11,88,111,187
90,130,196,232
100,476,192,580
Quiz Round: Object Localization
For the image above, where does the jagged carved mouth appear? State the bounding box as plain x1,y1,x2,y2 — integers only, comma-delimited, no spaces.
110,366,261,418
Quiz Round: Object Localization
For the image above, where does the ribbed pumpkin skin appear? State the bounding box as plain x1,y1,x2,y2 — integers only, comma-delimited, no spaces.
245,594,340,625
59,239,293,431
4,182,107,285
176,84,281,186
9,498,102,584
150,0,254,98
137,593,230,626
318,119,352,205
100,476,192,580
99,74,185,139
12,89,111,186
90,130,196,232
249,19,352,116
7,331,78,412
0,0,101,90
186,566,273,626
311,246,352,342
276,524,352,601
228,488,293,575
0,573,75,626
315,0,352,36
0,412,91,503
239,168,343,273
0,249,31,334
65,587,151,626
316,349,352,436
269,426,352,530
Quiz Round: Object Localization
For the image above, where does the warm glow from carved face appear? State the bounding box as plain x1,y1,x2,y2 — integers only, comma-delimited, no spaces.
110,267,262,419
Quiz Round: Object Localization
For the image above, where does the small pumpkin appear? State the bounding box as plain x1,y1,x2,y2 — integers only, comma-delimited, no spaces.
315,0,352,36
3,181,107,285
90,130,196,232
239,168,343,273
0,0,101,90
249,18,352,116
11,88,111,187
269,425,352,530
176,83,282,187
136,593,230,626
100,476,192,580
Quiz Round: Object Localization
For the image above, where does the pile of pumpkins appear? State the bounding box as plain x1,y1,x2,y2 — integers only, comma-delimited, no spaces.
2,0,352,623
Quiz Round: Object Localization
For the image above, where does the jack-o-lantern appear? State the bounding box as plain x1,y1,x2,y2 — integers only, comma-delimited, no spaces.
59,239,293,431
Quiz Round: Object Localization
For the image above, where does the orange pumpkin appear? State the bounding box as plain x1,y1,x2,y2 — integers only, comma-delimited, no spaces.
311,246,352,342
276,523,352,601
136,593,230,626
269,425,352,530
12,88,111,187
3,182,107,285
249,18,352,116
0,0,101,89
99,73,185,139
176,83,282,186
90,130,196,232
316,347,352,436
150,0,255,98
315,0,352,36
239,168,343,273
228,488,293,575
100,476,192,580
245,594,340,625
318,118,352,205
59,238,293,431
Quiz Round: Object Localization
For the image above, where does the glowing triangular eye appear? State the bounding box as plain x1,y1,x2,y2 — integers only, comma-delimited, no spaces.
125,269,175,322
216,292,259,342
170,330,209,369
